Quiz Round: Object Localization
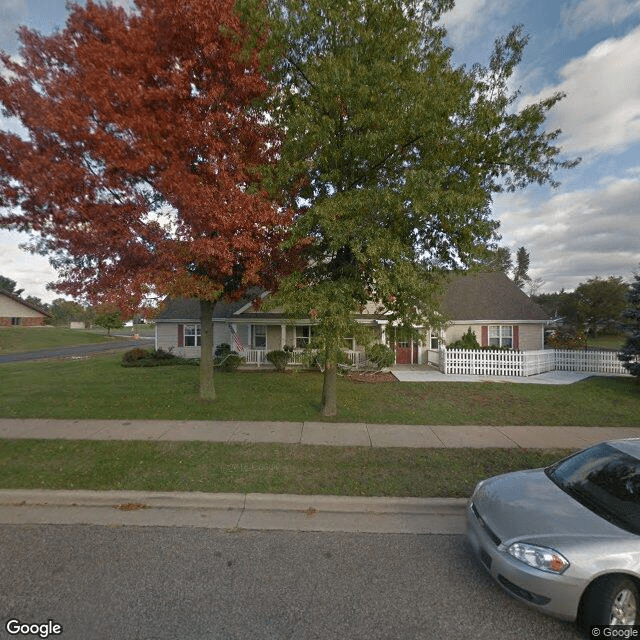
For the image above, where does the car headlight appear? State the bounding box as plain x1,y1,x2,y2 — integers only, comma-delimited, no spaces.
506,542,570,574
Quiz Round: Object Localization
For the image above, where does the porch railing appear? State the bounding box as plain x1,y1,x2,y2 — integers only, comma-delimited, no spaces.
239,348,368,369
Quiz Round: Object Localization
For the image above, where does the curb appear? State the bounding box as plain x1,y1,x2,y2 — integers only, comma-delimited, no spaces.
0,490,468,535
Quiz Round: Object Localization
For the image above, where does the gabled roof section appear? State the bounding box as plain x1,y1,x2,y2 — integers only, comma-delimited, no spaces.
155,288,264,321
155,274,549,323
439,272,548,322
0,289,51,317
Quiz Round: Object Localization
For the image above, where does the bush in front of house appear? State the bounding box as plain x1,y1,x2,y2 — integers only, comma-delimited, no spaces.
310,349,351,371
366,344,394,369
121,348,196,367
447,328,481,350
266,349,289,372
547,326,587,349
214,343,244,371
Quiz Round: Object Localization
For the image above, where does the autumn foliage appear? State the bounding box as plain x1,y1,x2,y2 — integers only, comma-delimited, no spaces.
0,0,288,311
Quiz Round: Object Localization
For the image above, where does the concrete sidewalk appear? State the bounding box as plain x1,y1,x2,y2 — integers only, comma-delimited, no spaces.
1,418,639,449
2,419,638,534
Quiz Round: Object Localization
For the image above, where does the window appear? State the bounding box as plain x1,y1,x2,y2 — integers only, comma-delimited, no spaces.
489,325,513,348
430,334,440,350
295,325,316,348
343,337,355,351
11,317,21,326
184,324,201,347
252,325,266,349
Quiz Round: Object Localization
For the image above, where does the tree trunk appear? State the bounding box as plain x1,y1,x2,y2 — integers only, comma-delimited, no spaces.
321,344,337,417
199,299,216,401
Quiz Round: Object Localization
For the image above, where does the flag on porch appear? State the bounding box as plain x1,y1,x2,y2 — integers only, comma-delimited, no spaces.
228,324,244,352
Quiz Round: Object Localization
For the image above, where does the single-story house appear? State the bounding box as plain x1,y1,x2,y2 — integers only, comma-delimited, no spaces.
0,289,51,327
155,271,549,366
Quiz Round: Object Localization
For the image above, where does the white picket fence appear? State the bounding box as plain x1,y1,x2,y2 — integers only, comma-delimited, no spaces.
441,348,632,377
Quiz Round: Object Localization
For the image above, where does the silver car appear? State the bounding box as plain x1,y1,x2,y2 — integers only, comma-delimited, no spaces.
467,438,640,629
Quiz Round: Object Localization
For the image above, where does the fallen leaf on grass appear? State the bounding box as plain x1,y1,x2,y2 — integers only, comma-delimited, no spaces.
113,503,148,511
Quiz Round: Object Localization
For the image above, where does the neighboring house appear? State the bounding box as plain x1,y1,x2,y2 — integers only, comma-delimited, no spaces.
155,272,549,366
0,289,51,327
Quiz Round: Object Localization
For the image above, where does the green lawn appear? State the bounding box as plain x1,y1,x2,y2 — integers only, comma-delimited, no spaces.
586,334,627,351
1,353,638,425
0,439,570,497
0,326,114,353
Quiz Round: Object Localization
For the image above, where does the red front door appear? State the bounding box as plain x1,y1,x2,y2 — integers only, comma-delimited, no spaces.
394,342,418,364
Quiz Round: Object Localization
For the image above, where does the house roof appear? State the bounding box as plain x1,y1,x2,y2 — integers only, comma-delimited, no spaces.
439,272,548,322
0,289,51,317
156,289,263,321
156,272,548,324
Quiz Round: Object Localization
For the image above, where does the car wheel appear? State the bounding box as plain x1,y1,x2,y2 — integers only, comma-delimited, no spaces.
580,576,638,628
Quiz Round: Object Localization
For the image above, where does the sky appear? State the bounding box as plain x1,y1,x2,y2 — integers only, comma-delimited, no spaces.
0,0,639,303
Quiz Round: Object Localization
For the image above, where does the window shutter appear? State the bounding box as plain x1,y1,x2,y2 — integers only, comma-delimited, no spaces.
178,324,184,348
481,326,488,347
513,326,520,350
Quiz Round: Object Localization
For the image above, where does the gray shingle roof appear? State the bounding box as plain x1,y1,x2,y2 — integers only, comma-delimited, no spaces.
155,290,262,321
155,273,548,323
439,271,548,321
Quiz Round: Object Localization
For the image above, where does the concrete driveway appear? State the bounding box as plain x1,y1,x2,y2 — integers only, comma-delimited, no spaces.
391,367,600,385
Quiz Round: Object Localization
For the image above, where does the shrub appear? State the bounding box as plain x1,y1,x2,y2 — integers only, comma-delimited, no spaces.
121,348,196,367
547,327,587,349
447,328,481,350
266,349,289,372
366,343,394,369
122,348,149,364
214,343,232,358
214,343,243,371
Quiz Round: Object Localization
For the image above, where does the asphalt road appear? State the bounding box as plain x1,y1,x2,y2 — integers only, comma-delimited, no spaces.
0,337,154,363
0,525,584,640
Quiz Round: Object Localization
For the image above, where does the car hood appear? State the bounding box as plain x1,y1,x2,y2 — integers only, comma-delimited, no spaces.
472,468,632,545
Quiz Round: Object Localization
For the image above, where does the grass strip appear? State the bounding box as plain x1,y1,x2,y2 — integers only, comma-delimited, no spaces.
0,327,114,353
0,440,573,497
1,354,638,425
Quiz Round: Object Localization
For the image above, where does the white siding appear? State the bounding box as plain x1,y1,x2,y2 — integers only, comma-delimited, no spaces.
0,294,45,318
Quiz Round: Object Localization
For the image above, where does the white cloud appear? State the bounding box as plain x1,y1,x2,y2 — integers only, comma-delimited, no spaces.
441,0,516,59
0,0,26,52
493,169,640,291
520,27,640,156
0,229,60,302
561,0,640,37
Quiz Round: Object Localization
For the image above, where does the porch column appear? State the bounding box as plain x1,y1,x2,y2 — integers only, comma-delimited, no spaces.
379,322,387,345
281,324,286,349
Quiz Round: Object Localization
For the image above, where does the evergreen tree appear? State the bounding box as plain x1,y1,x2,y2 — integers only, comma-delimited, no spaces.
619,270,640,379
513,246,531,289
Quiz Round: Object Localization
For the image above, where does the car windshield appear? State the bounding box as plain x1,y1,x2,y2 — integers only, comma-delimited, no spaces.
546,443,640,535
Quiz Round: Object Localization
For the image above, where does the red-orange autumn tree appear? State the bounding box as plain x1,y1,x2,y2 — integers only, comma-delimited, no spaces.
0,0,290,400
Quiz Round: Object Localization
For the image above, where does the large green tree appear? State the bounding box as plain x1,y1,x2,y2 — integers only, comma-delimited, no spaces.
0,275,23,296
575,276,629,337
268,0,577,416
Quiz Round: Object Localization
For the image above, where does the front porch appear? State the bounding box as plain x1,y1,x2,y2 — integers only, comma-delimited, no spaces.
239,348,370,368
